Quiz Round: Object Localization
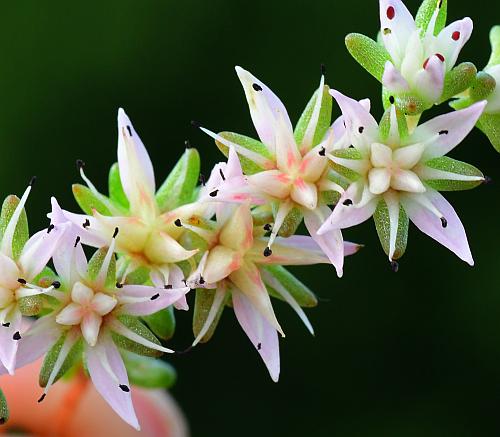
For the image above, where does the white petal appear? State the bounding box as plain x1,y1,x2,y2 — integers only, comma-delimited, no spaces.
393,143,425,169
71,282,94,305
371,142,393,167
391,169,426,193
81,312,102,347
382,61,410,93
414,54,445,103
434,17,473,70
92,293,118,316
55,303,84,326
368,168,392,195
290,179,318,210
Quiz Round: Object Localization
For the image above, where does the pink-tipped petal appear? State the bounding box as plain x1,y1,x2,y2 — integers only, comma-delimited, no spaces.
219,203,254,252
275,114,301,172
247,170,292,199
203,246,242,284
400,190,473,265
119,287,189,316
0,252,20,290
86,335,140,430
290,179,318,210
0,310,22,374
144,231,198,265
416,101,487,159
414,54,445,103
435,17,473,70
232,288,280,382
382,61,410,93
235,66,292,150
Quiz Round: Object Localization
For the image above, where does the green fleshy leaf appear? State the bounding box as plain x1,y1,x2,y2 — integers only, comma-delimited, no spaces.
345,33,391,82
122,351,176,389
72,184,112,216
294,84,332,148
141,306,176,341
0,195,29,260
277,206,303,238
87,247,116,288
108,163,130,210
0,389,9,425
39,335,83,387
215,132,272,175
329,149,363,182
415,0,447,36
192,289,228,343
263,265,317,307
423,156,484,191
331,148,363,160
156,148,201,212
373,199,409,260
18,295,44,316
440,63,478,103
469,71,496,102
112,315,163,357
487,25,500,68
382,88,429,115
477,112,500,152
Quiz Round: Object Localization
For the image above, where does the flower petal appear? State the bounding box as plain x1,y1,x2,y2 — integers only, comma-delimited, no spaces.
275,114,301,172
414,54,445,103
382,61,410,93
119,286,189,316
290,179,318,210
56,303,84,326
235,66,292,150
434,18,473,70
144,231,197,265
232,287,280,382
368,168,392,195
81,312,102,347
391,169,426,193
0,310,21,374
247,170,292,199
400,189,473,265
203,245,242,284
219,203,254,253
0,252,19,290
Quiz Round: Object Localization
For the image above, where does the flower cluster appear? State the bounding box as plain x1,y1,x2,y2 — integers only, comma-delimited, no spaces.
0,0,499,430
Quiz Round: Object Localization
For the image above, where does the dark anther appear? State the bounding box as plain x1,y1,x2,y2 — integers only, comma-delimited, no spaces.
484,176,493,185
389,96,395,104
174,219,182,227
199,276,205,285
165,284,173,289
113,227,119,238
390,261,399,273
116,282,123,289
263,247,272,257
383,27,392,35
199,174,206,186
0,418,5,425
320,63,326,75
126,125,133,136
343,199,353,206
17,278,27,285
2,323,10,328
29,176,37,187
219,168,226,181
349,145,355,148
190,120,200,128
12,331,21,341
209,190,218,197
252,83,263,91
37,394,46,403
257,343,262,350
74,236,81,247
47,224,55,234
83,219,90,228
440,217,448,228
438,0,443,8
119,384,130,392
358,126,365,134
184,139,192,149
182,279,187,286
52,281,61,289
263,224,272,232
439,130,449,135
76,159,85,169
318,147,326,156
151,293,160,301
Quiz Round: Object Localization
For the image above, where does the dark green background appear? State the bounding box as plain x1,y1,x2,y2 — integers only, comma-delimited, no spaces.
1,1,499,436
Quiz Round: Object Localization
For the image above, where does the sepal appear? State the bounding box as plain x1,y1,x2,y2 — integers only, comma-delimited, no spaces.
477,113,500,152
141,306,176,341
108,163,130,210
192,289,227,343
487,25,500,68
415,0,447,36
373,199,409,260
0,389,8,425
345,33,391,82
111,315,163,357
121,351,176,389
156,148,201,212
469,71,496,102
440,63,478,103
87,248,116,289
0,195,29,260
72,184,112,216
18,295,44,316
423,156,484,191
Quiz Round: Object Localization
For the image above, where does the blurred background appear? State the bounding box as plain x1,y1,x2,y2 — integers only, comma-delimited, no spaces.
1,0,499,435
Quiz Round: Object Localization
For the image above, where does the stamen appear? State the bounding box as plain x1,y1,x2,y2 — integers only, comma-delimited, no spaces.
389,96,395,104
452,31,460,41
47,224,55,234
318,147,326,156
12,331,21,341
263,224,272,232
358,126,364,134
263,247,272,257
126,125,133,136
2,323,10,327
174,219,182,227
438,0,443,8
116,282,123,289
209,190,218,197
252,83,262,91
164,284,173,289
343,199,353,206
113,227,119,238
17,278,27,284
151,293,160,301
440,217,448,228
387,6,395,20
76,159,85,170
74,236,81,247
439,130,449,135
29,176,37,187
390,261,399,273
184,139,191,149
484,176,493,185
119,384,130,392
383,28,392,35
83,219,90,228
52,281,61,289
320,63,326,75
38,393,46,403
190,120,200,128
199,276,205,285
199,174,206,186
257,343,262,350
219,169,226,181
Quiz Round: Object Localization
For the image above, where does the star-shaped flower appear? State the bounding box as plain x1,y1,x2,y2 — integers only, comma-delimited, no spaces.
5,224,189,429
198,67,359,276
319,90,486,266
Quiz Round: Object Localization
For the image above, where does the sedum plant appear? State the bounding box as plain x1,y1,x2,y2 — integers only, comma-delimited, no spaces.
0,0,498,431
